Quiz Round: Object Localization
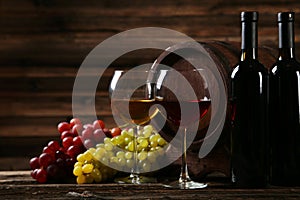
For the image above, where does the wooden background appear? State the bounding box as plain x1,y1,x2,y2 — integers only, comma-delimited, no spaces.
0,0,300,170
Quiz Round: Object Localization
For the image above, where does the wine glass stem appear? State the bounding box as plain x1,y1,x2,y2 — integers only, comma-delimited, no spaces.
130,125,140,184
179,127,191,183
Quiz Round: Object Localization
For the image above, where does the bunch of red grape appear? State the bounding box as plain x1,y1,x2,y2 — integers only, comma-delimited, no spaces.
29,118,97,183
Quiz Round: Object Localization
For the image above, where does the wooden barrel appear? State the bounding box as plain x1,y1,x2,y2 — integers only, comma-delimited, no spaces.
151,40,277,179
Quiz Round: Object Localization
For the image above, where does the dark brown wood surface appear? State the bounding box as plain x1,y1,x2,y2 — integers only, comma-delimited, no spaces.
1,0,300,170
0,171,300,199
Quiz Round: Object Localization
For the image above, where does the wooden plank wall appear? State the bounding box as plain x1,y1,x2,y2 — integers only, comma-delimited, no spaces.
1,0,300,170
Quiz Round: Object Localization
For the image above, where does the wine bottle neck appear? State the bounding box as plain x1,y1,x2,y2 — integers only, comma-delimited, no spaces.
241,21,258,61
278,21,295,60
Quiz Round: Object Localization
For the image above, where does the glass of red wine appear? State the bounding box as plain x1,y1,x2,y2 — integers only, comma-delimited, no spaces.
154,68,210,189
109,66,158,184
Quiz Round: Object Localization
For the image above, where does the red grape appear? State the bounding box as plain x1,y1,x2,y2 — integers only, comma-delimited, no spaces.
65,157,76,168
103,128,112,138
47,164,59,178
83,123,93,129
47,141,60,151
73,136,83,147
71,124,83,136
42,147,55,160
57,122,71,134
31,168,38,179
81,128,94,140
36,168,47,183
29,157,40,170
70,118,81,128
60,130,73,140
66,145,81,158
93,119,105,129
111,127,121,137
39,153,54,169
93,129,105,143
84,139,95,149
55,150,66,160
62,137,73,149
55,158,65,168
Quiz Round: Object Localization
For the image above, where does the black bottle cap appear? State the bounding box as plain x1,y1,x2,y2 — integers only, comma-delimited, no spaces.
278,12,294,22
241,11,258,22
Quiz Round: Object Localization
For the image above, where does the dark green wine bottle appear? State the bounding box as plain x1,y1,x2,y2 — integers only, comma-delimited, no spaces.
230,11,269,188
269,12,300,186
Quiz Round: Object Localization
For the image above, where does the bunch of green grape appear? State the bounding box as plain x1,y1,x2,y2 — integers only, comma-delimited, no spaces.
73,125,167,184
73,149,117,184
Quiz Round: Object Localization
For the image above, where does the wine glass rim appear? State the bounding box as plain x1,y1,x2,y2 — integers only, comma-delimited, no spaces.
113,69,151,73
155,68,207,72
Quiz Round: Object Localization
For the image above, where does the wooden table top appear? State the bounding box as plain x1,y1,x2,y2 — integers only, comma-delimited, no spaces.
0,171,300,199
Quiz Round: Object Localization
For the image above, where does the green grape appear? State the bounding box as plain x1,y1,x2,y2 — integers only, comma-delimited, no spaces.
100,156,108,165
82,164,94,174
82,163,94,173
93,147,106,160
83,151,93,162
115,135,124,145
143,130,152,138
137,151,147,161
76,174,86,184
105,151,114,159
110,156,118,164
96,143,105,149
104,137,112,144
124,137,131,145
92,152,101,161
91,168,102,183
149,134,160,143
124,152,133,159
150,141,158,148
147,151,157,163
74,161,83,168
121,129,129,137
116,151,125,159
126,159,134,168
73,166,83,176
127,128,134,137
111,137,117,146
77,154,85,163
88,148,96,154
157,137,166,146
144,125,153,133
138,138,149,148
127,141,135,152
85,174,94,184
118,157,126,167
137,144,144,152
104,143,113,151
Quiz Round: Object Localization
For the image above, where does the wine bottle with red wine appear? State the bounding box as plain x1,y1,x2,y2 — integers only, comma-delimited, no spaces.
269,12,300,186
230,11,269,188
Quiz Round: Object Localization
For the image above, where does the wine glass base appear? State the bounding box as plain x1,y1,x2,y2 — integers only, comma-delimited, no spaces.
115,175,157,184
163,180,207,189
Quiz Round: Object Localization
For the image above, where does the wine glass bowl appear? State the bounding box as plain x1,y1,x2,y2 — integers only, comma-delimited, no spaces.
152,68,211,189
109,67,158,184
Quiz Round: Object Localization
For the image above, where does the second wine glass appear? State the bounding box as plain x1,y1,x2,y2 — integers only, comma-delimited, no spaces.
109,67,157,184
154,68,210,189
